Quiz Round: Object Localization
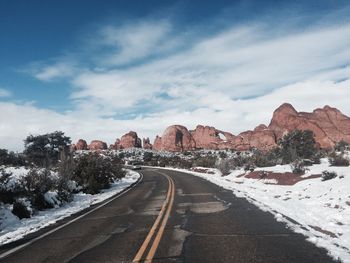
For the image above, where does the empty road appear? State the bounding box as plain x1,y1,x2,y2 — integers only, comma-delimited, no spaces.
0,168,335,262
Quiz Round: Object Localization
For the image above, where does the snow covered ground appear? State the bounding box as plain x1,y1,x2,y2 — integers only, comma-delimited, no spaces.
0,169,140,246
165,159,350,262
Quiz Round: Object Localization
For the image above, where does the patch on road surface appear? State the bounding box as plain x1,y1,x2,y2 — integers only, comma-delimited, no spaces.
177,201,229,214
138,195,166,215
167,226,192,257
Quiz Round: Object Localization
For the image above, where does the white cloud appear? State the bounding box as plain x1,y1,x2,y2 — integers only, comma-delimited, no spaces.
33,62,76,81
9,17,350,151
0,88,11,97
98,20,176,65
1,79,350,152
66,22,350,117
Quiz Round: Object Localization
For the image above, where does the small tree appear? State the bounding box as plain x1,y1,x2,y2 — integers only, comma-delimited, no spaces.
278,130,317,164
24,131,71,167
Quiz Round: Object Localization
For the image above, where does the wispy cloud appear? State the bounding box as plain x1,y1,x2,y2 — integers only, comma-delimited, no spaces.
28,61,77,82
97,20,177,66
66,21,350,117
0,88,11,97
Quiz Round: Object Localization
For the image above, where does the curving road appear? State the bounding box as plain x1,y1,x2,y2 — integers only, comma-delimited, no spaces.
0,168,335,262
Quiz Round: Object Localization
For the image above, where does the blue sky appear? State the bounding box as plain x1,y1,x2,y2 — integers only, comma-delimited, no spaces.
1,0,350,150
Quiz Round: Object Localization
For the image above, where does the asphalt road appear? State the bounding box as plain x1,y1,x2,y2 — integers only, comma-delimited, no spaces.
0,168,335,263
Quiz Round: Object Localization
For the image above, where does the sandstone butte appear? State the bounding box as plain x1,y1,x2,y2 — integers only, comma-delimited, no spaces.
73,103,350,152
110,131,142,150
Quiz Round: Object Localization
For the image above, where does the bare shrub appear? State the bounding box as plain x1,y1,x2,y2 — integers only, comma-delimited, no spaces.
321,171,337,181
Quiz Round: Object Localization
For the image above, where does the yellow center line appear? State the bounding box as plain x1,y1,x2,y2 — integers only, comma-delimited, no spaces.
144,175,175,262
132,173,173,263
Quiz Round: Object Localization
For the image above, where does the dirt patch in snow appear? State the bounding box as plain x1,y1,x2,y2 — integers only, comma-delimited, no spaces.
244,171,321,185
309,225,338,238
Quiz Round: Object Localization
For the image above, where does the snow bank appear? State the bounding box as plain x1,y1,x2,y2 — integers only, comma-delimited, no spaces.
164,159,350,262
0,170,140,245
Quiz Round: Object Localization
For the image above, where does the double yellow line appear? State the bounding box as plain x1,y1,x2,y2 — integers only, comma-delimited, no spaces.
132,172,175,263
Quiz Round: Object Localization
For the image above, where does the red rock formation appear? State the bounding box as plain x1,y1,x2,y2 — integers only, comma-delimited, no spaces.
110,131,141,150
110,139,122,150
71,104,350,152
143,138,152,149
75,139,88,150
309,106,350,145
89,140,107,150
190,125,236,150
154,125,196,152
234,125,276,151
153,136,162,151
120,131,142,149
267,103,349,148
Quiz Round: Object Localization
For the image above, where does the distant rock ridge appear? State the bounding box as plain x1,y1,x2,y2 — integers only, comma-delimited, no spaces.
72,103,350,152
153,103,350,151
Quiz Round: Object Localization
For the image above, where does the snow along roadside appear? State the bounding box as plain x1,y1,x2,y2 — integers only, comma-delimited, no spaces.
151,164,350,263
0,170,140,246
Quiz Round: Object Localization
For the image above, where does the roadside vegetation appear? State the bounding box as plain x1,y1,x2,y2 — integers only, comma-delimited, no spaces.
135,130,348,178
0,131,126,220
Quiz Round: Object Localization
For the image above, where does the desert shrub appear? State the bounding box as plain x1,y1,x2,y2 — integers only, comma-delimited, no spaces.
290,160,306,174
321,171,337,181
118,152,125,159
231,155,248,168
156,156,192,169
278,130,317,164
219,151,227,159
12,199,31,219
24,131,71,167
192,155,217,168
72,153,125,194
56,158,76,202
244,163,256,172
329,154,349,167
0,149,26,167
0,168,15,203
21,168,56,210
335,140,349,152
251,149,279,168
216,159,235,175
143,152,153,162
